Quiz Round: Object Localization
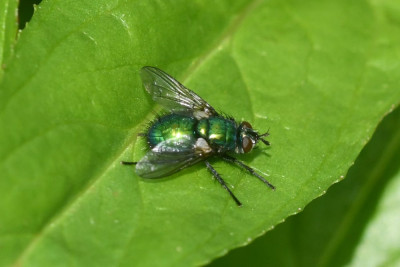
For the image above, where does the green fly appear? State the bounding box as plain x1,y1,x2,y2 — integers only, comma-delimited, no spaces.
122,66,275,206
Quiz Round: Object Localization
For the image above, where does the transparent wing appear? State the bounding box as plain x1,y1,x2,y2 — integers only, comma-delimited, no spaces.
135,137,212,178
140,66,217,118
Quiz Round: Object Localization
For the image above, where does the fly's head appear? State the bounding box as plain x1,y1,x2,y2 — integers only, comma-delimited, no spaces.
236,121,270,154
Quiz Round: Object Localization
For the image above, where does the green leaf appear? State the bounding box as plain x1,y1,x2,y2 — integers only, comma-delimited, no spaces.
0,0,399,266
210,106,400,267
0,0,18,79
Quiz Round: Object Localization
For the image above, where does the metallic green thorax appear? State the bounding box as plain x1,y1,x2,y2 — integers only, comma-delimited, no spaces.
148,114,237,152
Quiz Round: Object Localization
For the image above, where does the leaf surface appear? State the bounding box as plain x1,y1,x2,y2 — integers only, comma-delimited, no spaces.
0,0,400,266
0,0,18,79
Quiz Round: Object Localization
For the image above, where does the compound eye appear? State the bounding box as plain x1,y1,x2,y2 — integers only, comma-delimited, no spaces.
242,121,252,129
242,136,253,153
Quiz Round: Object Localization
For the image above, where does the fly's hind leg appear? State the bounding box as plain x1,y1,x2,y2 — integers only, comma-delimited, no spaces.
222,155,275,190
121,132,147,165
205,160,242,206
120,161,137,165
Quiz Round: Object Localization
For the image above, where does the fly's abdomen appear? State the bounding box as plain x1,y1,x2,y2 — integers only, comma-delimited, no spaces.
148,114,196,147
204,117,237,152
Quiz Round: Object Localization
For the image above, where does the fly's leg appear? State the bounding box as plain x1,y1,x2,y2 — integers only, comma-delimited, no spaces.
121,133,147,165
121,133,146,165
205,160,242,206
222,155,275,190
120,161,137,165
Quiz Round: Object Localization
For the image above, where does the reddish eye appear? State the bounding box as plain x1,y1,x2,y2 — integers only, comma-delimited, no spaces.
242,121,252,129
242,136,253,153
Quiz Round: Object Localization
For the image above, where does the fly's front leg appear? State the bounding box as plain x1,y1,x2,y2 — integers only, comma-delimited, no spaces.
205,160,242,206
222,155,275,190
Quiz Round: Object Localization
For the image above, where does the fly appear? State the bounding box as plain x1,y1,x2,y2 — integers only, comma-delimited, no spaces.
122,66,275,206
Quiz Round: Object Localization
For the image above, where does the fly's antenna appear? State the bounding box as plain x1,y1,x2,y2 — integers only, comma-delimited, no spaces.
259,128,270,137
